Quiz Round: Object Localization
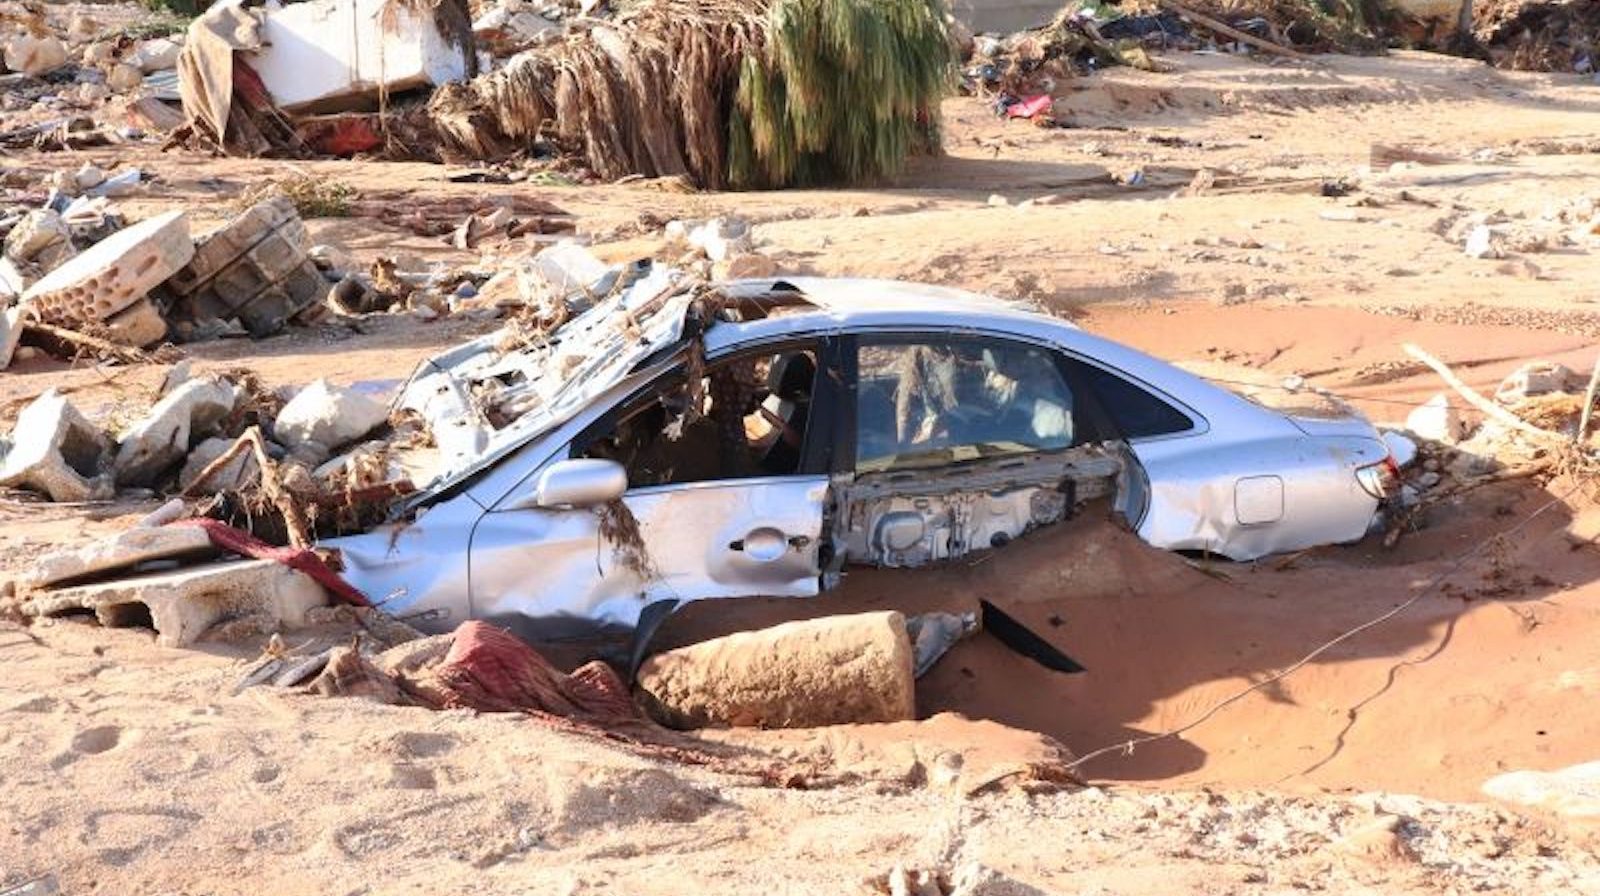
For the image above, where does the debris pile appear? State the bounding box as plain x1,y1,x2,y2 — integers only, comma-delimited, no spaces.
178,0,952,188
1382,347,1600,542
0,3,188,146
1472,0,1600,72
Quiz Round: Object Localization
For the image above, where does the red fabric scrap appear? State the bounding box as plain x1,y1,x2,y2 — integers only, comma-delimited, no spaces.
408,621,640,721
172,518,371,608
1007,94,1054,120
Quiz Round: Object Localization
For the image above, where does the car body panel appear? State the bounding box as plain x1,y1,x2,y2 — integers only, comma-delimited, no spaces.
467,476,828,635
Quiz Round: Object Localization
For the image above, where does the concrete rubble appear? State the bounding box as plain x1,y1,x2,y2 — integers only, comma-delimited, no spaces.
0,389,115,503
19,209,192,347
636,611,919,730
272,379,390,453
19,524,218,590
113,376,240,487
163,197,329,339
22,558,328,647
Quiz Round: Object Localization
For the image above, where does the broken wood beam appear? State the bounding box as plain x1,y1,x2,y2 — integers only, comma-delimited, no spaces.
1157,0,1312,61
25,321,153,365
1401,343,1567,443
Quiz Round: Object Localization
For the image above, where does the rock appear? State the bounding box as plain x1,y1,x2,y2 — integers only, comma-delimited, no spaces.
308,243,356,275
1464,224,1506,259
73,164,107,191
81,41,116,67
636,611,917,729
1327,815,1419,866
273,379,389,452
178,436,259,492
1494,361,1575,405
3,36,69,77
21,210,194,331
987,194,1009,207
0,389,115,502
20,525,217,590
3,209,73,269
105,63,144,93
22,559,328,648
1405,393,1469,443
113,377,240,487
686,217,753,263
1483,762,1600,821
132,38,182,74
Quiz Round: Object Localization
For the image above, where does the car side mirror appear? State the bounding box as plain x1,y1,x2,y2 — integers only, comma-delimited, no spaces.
510,458,628,510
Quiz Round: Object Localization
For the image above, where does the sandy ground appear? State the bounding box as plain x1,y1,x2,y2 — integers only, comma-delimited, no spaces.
5,39,1600,896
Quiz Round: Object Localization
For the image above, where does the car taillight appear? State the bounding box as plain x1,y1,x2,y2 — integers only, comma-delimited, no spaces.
1355,455,1401,500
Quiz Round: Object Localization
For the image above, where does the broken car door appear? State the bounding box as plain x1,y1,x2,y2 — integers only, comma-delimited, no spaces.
467,341,834,632
833,333,1125,568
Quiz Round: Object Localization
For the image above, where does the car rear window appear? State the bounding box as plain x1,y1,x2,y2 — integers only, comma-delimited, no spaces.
1073,362,1194,439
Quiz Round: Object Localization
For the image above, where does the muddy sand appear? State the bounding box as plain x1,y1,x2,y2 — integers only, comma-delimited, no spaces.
4,45,1600,896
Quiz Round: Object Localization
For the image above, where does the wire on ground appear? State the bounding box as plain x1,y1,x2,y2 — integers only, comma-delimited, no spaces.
1063,477,1583,775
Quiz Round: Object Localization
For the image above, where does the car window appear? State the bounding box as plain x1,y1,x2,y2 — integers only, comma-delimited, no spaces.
855,338,1075,472
1068,360,1194,439
575,346,820,488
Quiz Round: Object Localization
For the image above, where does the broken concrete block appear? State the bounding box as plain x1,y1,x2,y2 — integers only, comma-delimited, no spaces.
21,210,194,330
103,296,169,348
636,611,917,729
0,390,115,502
1495,362,1575,405
21,525,218,590
132,37,182,73
23,559,328,647
252,0,471,112
1404,393,1469,443
3,35,69,77
3,209,72,268
273,379,388,452
178,436,259,492
0,306,24,370
165,197,325,338
113,377,239,487
106,62,144,94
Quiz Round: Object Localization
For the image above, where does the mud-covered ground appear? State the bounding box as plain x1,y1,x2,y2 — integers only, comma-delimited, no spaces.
5,33,1600,896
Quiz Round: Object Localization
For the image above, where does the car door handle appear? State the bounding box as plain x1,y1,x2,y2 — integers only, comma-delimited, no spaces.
728,527,806,562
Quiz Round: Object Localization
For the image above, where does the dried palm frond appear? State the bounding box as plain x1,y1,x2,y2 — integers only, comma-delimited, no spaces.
428,0,952,189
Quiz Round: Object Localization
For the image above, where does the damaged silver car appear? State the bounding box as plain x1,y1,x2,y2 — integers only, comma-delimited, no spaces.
327,265,1396,635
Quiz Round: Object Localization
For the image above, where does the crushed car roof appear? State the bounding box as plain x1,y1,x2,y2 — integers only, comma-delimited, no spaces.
389,251,1080,510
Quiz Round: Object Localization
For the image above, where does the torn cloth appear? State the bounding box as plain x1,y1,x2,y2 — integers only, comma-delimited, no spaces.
402,621,640,722
172,517,371,608
177,0,263,145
